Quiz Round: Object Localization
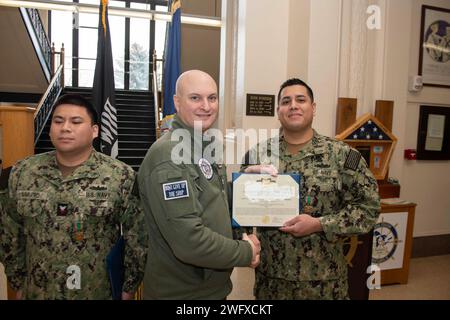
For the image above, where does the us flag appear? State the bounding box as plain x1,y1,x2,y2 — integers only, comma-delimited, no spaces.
92,0,118,159
348,119,390,141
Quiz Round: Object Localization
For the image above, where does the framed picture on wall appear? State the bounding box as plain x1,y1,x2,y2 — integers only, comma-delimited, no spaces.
417,105,450,160
418,5,450,88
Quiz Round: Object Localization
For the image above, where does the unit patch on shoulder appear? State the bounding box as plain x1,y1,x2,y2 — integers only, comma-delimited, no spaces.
163,180,189,200
344,149,361,171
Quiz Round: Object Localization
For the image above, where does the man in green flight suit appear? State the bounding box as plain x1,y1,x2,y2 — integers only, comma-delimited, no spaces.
0,94,148,299
243,78,380,299
138,70,260,300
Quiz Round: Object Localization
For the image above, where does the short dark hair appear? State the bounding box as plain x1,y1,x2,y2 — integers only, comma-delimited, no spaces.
277,78,314,104
52,94,98,124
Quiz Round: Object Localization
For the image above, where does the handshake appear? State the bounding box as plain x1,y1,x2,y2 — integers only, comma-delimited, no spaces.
242,233,261,268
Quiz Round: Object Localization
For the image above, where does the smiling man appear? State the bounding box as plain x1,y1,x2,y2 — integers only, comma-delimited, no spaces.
138,70,260,300
0,94,148,299
242,78,380,299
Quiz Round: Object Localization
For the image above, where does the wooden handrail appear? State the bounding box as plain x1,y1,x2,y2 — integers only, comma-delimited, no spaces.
51,43,65,85
152,50,164,138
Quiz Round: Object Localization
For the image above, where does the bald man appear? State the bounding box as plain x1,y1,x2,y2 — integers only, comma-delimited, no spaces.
138,70,260,300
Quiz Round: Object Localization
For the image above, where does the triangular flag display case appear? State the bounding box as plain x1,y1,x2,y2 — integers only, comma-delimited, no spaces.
335,113,397,180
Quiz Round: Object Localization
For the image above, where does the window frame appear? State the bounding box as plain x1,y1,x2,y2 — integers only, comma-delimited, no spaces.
49,0,168,90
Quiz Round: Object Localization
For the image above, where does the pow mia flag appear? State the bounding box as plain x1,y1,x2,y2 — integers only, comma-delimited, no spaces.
92,0,118,159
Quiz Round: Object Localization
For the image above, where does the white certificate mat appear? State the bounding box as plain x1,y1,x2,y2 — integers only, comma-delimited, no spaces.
232,173,300,227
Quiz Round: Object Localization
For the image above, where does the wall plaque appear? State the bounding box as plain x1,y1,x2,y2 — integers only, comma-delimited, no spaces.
246,93,275,117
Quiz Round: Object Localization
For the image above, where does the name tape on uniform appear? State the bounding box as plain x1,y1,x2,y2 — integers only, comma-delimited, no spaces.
163,180,189,200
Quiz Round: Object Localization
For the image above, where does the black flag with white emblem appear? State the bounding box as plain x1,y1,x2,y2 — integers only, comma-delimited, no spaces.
92,0,118,159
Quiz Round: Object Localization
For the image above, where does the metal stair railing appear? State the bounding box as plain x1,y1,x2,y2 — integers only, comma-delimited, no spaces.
34,64,63,145
19,7,52,81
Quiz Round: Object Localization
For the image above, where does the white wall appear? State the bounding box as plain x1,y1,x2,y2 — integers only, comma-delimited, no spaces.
222,0,291,174
402,0,450,236
181,0,221,85
286,0,310,80
307,0,342,136
239,0,290,132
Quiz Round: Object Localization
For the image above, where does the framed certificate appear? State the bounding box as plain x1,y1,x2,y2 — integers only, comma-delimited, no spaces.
232,173,301,227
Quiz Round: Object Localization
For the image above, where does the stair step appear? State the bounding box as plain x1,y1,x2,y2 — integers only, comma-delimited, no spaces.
119,148,148,157
63,90,153,103
35,87,159,171
117,156,145,166
119,141,154,148
118,121,155,128
116,96,152,102
119,133,157,141
64,87,152,95
118,115,154,122
118,109,154,116
117,104,153,111
118,127,154,135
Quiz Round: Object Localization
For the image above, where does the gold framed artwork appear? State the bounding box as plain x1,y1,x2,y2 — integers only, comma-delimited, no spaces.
418,5,450,88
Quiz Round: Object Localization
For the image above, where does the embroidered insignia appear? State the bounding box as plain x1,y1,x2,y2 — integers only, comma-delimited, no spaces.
198,158,213,180
163,180,189,200
57,203,69,216
344,150,361,171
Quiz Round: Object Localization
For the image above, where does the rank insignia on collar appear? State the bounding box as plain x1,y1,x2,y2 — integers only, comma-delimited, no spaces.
57,203,69,216
198,158,213,180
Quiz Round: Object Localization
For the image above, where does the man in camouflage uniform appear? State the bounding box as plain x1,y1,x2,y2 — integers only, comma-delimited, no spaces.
242,78,380,299
0,94,148,299
0,160,12,264
138,70,260,299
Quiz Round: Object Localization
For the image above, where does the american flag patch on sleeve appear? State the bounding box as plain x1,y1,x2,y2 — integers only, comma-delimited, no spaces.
344,150,361,171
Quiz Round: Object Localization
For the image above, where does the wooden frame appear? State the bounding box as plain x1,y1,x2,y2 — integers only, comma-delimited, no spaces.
418,5,450,88
416,105,450,160
335,113,397,180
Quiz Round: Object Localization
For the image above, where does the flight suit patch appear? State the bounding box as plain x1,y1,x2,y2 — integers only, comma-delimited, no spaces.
163,180,189,200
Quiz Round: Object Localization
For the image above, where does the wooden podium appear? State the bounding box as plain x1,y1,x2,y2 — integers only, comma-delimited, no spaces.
377,202,416,285
0,106,36,167
0,105,35,300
